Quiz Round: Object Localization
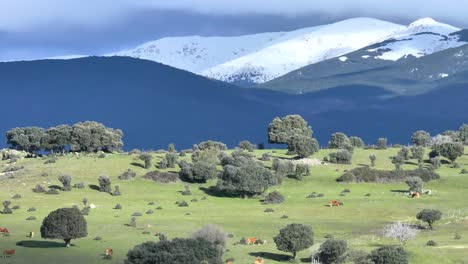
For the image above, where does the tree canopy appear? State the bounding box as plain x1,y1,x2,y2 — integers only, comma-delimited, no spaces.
40,207,88,247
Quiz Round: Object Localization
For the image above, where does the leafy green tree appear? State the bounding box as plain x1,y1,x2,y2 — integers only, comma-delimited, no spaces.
391,155,405,170
411,146,425,163
288,135,319,158
349,136,365,148
6,127,45,153
125,238,222,264
40,207,88,247
459,124,468,144
58,175,72,191
411,130,431,147
328,150,352,164
273,223,313,259
294,164,310,180
98,176,112,193
405,177,423,193
377,138,388,149
192,161,218,183
139,153,153,169
268,115,312,144
238,140,256,152
166,152,179,168
369,246,408,264
329,132,350,149
167,143,176,153
196,140,227,151
70,121,123,152
369,154,376,167
398,147,410,160
217,158,277,197
417,209,442,229
41,125,72,153
436,142,464,164
316,239,348,264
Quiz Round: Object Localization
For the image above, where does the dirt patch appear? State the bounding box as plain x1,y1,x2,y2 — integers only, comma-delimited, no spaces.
437,245,468,249
291,158,326,166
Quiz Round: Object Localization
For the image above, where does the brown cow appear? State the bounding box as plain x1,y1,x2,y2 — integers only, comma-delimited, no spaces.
254,258,264,264
246,237,257,245
105,248,113,256
0,228,9,235
329,200,340,207
3,249,16,258
410,192,420,198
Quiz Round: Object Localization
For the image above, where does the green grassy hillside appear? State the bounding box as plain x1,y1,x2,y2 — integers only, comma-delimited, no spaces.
1,148,467,263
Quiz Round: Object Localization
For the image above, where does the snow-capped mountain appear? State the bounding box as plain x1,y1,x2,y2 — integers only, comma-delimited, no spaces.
365,18,464,61
59,17,464,86
110,18,405,83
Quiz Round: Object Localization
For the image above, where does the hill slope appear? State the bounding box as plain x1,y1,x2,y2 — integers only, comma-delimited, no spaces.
0,56,466,150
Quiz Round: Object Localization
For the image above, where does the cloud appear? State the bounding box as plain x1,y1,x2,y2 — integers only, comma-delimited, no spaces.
0,0,467,32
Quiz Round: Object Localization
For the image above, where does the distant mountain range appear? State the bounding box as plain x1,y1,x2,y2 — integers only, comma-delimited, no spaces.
47,17,465,87
0,57,466,150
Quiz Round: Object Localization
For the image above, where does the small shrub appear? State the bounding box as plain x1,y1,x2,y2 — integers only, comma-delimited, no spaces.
364,193,371,197
264,191,285,204
119,169,136,180
317,193,324,197
12,205,20,210
98,175,112,193
329,150,353,164
26,216,36,220
58,175,72,191
156,206,163,210
192,224,228,248
143,171,178,183
181,184,192,195
33,184,46,193
12,194,21,199
132,212,143,216
142,231,151,235
98,153,106,158
191,199,198,202
148,202,155,205
112,185,121,196
73,182,85,189
454,232,462,240
3,166,24,172
461,169,468,174
114,204,122,209
453,163,461,169
94,236,103,241
426,240,437,246
158,157,168,169
128,217,137,227
264,208,274,212
315,238,348,264
40,172,49,177
27,207,36,212
307,193,316,198
342,189,351,193
178,201,189,207
281,215,289,219
44,158,57,164
261,152,272,161
45,188,60,195
146,210,154,215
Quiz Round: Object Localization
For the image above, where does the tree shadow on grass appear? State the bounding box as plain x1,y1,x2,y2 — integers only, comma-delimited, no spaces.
249,252,290,262
390,190,409,193
16,240,71,248
88,184,100,191
48,185,62,190
131,162,145,168
199,186,255,198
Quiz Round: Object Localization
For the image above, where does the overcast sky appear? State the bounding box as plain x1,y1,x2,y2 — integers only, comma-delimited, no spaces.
1,0,467,61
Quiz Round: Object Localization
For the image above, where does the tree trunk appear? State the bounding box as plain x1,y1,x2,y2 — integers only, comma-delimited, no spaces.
428,222,433,229
292,251,297,259
64,238,71,248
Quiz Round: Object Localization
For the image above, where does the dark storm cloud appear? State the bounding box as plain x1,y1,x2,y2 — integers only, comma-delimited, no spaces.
0,0,466,60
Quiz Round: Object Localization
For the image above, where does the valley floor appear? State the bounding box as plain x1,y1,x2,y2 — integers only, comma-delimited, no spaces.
0,148,467,263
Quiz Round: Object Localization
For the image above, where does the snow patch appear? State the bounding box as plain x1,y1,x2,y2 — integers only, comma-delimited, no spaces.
438,73,449,78
339,56,348,62
362,55,370,59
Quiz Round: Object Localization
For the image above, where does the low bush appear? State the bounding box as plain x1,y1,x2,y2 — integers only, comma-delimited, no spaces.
33,184,46,193
192,224,228,248
94,236,103,241
27,207,36,212
3,166,24,172
146,210,154,215
337,167,440,183
81,206,90,215
328,150,352,164
44,158,57,164
12,194,21,199
12,205,20,210
264,191,285,204
281,215,288,219
114,204,122,209
26,216,36,220
119,169,136,180
264,208,274,212
317,193,324,197
454,232,462,240
461,169,468,174
177,201,189,207
369,245,408,264
426,240,437,246
156,206,163,210
143,171,178,183
73,182,85,189
260,152,272,161
132,212,142,217
315,239,348,264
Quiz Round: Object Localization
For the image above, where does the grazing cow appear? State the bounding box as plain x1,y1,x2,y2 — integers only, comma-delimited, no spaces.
0,228,9,236
410,192,420,198
254,258,264,264
29,231,34,238
105,248,113,256
246,237,257,245
2,249,16,258
329,200,340,207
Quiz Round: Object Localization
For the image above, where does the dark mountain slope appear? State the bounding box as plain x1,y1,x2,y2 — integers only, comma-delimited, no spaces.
0,56,466,149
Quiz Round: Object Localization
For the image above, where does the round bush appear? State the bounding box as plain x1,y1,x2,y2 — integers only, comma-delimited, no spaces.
26,216,37,220
264,208,274,212
27,207,37,212
114,204,122,209
94,236,103,241
146,210,154,215
12,194,21,199
264,191,285,204
426,240,437,246
132,212,143,217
